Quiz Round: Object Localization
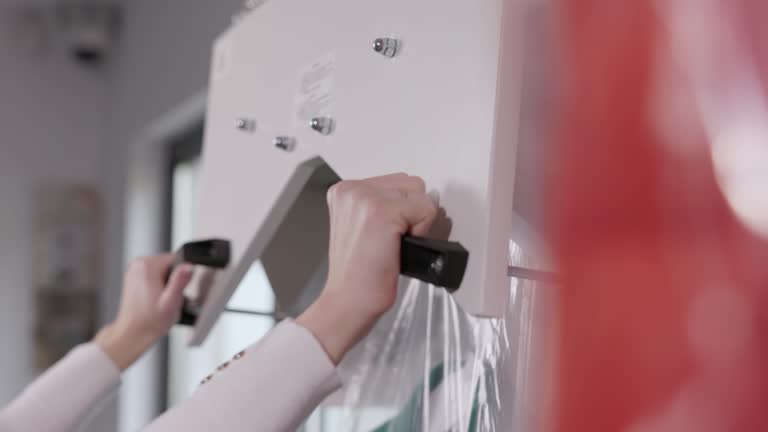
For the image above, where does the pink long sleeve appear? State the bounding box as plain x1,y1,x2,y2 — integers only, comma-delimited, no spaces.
0,344,121,432
144,320,342,432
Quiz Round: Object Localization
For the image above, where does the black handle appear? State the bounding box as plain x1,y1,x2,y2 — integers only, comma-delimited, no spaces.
166,239,231,326
169,239,231,271
168,235,469,327
400,235,469,292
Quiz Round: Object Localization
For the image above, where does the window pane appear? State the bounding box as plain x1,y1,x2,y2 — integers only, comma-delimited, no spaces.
170,157,201,249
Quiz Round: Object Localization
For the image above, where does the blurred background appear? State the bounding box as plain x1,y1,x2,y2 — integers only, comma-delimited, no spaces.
0,1,257,430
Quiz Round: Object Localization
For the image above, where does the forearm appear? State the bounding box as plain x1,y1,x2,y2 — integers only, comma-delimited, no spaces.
143,320,341,432
94,323,156,371
295,290,382,365
0,344,121,432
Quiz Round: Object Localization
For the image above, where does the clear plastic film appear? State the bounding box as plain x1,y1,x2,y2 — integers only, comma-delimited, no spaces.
302,242,547,432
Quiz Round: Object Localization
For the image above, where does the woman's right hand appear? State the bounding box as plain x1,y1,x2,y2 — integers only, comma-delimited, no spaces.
95,255,193,370
296,173,438,364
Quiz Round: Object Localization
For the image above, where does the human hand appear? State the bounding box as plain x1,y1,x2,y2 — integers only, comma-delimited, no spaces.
95,254,193,370
296,173,438,364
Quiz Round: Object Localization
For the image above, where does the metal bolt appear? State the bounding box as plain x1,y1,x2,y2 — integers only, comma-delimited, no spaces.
430,256,445,276
373,37,400,58
273,136,296,152
235,118,256,132
310,117,335,135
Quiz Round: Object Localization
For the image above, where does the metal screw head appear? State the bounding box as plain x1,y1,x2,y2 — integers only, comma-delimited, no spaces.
235,118,256,132
310,117,335,135
273,136,296,152
430,256,445,276
373,37,399,58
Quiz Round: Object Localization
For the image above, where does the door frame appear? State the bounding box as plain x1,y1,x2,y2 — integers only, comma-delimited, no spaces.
119,90,207,432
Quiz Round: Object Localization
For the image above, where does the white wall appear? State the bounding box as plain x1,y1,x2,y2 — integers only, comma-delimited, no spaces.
0,5,115,431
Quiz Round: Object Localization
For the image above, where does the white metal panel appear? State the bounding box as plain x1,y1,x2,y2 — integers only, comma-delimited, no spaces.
190,0,525,344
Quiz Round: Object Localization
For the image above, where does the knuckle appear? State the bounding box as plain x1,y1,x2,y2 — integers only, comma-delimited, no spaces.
336,180,355,193
328,181,353,202
362,195,388,220
343,184,368,207
129,257,152,277
411,176,427,192
426,201,439,219
356,193,377,214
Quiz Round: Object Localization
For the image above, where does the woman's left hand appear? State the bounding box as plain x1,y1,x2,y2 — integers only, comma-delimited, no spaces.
95,254,193,370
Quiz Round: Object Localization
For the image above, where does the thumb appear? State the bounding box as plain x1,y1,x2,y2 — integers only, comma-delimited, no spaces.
159,264,194,316
398,193,438,237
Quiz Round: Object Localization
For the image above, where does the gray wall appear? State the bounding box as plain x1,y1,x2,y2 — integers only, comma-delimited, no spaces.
0,1,241,430
0,1,111,418
105,0,243,318
104,1,243,431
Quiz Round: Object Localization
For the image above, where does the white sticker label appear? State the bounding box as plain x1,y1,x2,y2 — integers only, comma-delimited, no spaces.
295,52,336,124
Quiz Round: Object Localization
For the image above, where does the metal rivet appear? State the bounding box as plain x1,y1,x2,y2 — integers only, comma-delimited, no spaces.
199,374,214,386
273,136,296,152
430,257,444,276
373,37,400,58
310,117,335,135
235,118,256,132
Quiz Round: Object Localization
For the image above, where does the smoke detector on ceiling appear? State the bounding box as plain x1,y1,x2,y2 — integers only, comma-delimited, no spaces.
57,1,121,66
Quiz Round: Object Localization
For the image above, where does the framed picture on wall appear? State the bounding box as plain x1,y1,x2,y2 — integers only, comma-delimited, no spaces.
32,184,101,369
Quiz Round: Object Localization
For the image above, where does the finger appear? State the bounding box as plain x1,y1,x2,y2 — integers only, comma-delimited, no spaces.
327,179,356,206
367,173,426,195
396,193,439,237
149,253,175,280
158,264,194,314
365,172,409,185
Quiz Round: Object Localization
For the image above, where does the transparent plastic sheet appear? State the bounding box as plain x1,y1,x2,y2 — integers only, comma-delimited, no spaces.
306,242,542,432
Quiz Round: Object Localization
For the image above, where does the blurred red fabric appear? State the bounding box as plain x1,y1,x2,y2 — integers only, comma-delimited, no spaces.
552,1,768,430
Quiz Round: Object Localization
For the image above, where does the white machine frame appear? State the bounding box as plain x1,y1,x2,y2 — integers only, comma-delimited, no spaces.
186,0,544,347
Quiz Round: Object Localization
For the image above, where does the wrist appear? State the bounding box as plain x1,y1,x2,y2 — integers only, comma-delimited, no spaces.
296,290,382,365
94,323,156,371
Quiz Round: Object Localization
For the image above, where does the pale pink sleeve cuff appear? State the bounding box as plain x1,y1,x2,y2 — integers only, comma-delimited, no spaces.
144,319,342,432
0,343,121,432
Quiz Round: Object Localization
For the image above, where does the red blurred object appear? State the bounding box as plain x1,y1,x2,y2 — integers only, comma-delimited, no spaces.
552,1,768,430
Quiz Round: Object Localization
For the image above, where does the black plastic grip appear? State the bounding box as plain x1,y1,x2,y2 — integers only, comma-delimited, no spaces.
168,235,469,328
400,236,469,292
171,239,231,270
166,239,231,326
